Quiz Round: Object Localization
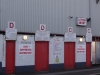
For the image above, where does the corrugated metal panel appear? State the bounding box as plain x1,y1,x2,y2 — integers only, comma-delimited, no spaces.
68,0,90,35
91,0,100,36
0,0,90,35
0,0,1,28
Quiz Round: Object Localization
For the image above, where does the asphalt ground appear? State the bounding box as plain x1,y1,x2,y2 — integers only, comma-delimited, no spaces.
9,66,100,75
33,68,100,75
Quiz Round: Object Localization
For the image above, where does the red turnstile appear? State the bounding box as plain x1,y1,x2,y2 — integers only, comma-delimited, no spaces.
35,41,49,72
86,42,91,67
64,42,75,69
6,41,15,74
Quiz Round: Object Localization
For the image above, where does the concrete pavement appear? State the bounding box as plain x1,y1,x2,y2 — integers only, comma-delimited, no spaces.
13,66,100,75
35,68,100,75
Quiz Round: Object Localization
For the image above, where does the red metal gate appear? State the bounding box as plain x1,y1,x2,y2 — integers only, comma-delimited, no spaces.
35,41,49,72
6,41,15,74
64,42,75,69
86,42,91,67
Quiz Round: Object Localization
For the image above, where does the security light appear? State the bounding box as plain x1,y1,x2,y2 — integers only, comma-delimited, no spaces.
79,38,83,42
23,35,28,40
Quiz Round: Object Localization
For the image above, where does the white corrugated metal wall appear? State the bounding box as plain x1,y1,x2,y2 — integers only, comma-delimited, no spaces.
0,0,90,35
91,0,100,36
0,0,1,29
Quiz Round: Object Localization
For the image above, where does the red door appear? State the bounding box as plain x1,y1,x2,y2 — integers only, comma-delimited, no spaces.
6,41,15,74
69,43,75,69
64,43,69,69
86,42,91,67
35,42,49,72
64,42,75,69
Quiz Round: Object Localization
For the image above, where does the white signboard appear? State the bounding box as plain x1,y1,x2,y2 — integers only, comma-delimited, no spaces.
16,35,35,66
76,42,86,54
77,17,87,26
75,41,86,63
87,28,91,34
35,30,50,41
49,37,64,64
68,27,73,33
86,28,92,42
6,28,17,40
86,33,92,42
40,24,46,31
8,21,15,29
64,33,76,42
53,37,62,55
19,43,32,55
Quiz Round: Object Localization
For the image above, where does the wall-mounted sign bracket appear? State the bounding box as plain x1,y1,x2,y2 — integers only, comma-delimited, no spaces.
96,0,100,4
